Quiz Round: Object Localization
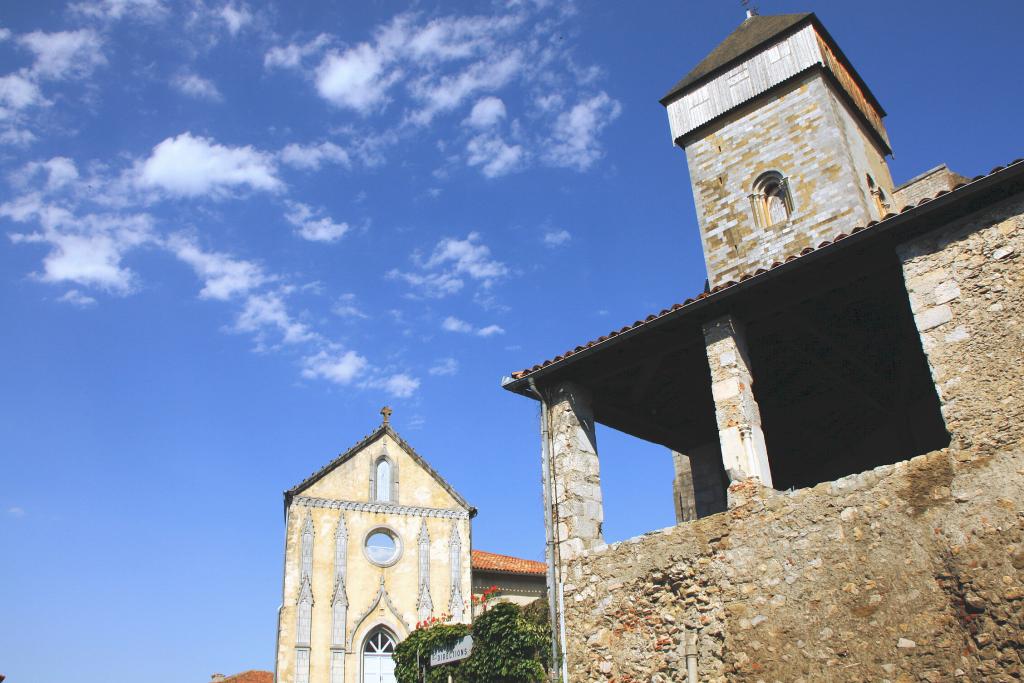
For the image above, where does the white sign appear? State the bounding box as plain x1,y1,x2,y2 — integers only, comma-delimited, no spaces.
430,635,473,666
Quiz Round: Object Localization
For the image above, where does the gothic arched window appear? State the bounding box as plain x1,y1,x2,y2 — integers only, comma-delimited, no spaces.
374,457,393,503
750,171,793,228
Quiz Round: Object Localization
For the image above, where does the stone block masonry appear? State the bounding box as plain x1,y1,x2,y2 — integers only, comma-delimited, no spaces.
684,71,890,287
702,316,771,488
898,194,1024,453
546,381,604,563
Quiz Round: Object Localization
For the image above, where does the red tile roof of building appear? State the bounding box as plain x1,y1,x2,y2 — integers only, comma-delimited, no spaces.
472,549,546,576
217,671,272,683
506,159,1024,383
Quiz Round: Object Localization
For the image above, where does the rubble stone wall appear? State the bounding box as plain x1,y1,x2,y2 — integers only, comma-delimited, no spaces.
563,446,1024,683
559,196,1024,683
898,194,1024,453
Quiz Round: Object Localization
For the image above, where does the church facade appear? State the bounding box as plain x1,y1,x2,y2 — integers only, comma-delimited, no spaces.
273,410,545,683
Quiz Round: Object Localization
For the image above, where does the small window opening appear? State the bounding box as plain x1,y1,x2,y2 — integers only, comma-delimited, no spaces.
867,173,890,218
375,458,392,502
750,171,793,228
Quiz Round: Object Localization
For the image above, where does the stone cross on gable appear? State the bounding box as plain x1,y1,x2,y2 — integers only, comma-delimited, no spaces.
380,406,393,425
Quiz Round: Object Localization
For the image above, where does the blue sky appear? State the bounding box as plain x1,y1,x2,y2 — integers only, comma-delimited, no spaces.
1,1,1021,680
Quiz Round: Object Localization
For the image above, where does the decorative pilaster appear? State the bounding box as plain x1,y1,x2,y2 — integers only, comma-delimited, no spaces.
417,520,433,621
546,381,604,563
448,522,464,621
702,315,773,488
330,512,349,683
295,513,315,683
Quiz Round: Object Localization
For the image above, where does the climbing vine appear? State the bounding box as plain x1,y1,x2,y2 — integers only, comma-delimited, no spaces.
394,600,548,683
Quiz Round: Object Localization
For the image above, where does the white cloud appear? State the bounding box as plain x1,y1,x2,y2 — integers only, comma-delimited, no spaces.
4,196,153,293
58,289,97,307
389,232,508,298
316,43,397,114
136,132,281,197
544,91,621,171
363,373,420,398
20,157,79,190
264,34,331,70
428,357,458,376
19,30,106,81
279,141,349,171
387,269,463,298
0,74,45,111
407,52,522,126
302,349,368,385
166,234,267,300
442,316,504,337
466,134,523,177
283,201,349,243
70,0,166,21
423,232,508,282
476,324,505,337
333,293,367,319
0,29,10,42
219,3,252,35
172,73,222,101
543,228,571,247
7,506,26,518
442,316,472,333
235,291,315,344
464,96,506,128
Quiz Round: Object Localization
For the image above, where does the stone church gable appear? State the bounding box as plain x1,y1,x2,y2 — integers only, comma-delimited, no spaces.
286,424,473,515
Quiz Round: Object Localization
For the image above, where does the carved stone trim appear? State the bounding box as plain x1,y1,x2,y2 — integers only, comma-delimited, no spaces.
332,511,349,649
347,576,410,650
448,521,464,621
293,496,470,520
416,519,433,621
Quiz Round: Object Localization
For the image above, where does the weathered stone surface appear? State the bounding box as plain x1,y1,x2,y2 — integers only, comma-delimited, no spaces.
563,447,1024,682
547,381,604,563
898,195,1024,454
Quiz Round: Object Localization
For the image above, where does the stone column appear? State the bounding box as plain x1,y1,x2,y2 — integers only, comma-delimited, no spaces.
703,316,774,488
546,381,604,563
671,451,698,523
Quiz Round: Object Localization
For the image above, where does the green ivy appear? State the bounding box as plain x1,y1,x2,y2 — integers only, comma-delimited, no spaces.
393,622,470,683
394,603,548,683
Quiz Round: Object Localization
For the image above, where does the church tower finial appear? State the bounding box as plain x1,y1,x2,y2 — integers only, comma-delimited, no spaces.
380,406,393,426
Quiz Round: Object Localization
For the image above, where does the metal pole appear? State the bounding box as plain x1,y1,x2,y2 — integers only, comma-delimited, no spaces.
530,378,561,681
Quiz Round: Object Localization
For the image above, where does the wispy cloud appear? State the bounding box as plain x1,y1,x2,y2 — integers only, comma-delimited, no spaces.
172,73,222,101
442,316,505,337
7,506,26,518
283,201,349,243
388,232,508,298
542,228,571,247
428,357,458,376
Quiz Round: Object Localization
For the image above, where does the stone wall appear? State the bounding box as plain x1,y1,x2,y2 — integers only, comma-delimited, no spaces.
898,194,1024,453
563,446,1024,682
893,165,970,212
558,195,1024,683
684,72,886,287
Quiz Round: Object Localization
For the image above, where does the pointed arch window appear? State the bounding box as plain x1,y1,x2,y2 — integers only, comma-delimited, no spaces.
750,171,793,228
369,453,397,504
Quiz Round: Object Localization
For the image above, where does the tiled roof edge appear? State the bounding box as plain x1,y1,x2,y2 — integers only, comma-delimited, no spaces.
504,157,1024,386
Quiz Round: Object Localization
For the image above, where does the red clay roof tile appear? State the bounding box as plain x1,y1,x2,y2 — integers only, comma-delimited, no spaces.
471,550,546,576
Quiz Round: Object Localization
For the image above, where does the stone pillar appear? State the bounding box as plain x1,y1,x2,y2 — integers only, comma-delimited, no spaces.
546,381,604,563
703,316,773,488
671,451,698,523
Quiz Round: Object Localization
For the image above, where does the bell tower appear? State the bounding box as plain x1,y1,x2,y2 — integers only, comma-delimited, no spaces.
661,12,895,287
